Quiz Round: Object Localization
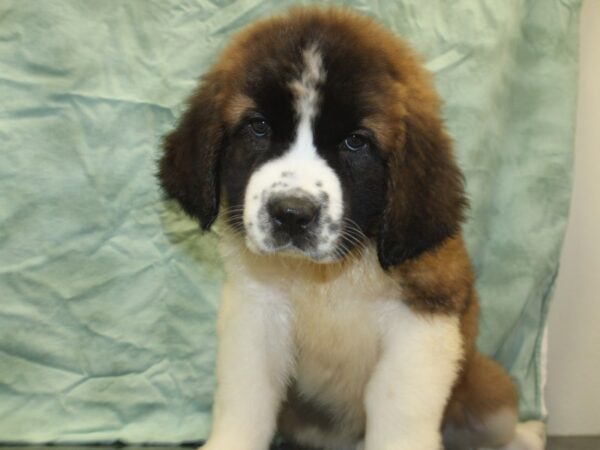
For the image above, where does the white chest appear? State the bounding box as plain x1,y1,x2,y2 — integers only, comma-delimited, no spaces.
220,238,402,429
284,258,399,426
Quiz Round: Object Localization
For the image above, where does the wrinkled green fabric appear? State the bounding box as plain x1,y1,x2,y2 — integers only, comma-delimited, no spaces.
0,0,580,444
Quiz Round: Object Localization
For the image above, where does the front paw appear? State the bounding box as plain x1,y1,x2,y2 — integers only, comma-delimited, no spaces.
200,439,269,450
199,440,245,450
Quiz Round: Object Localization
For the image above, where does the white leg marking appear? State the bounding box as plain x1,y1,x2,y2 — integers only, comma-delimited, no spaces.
364,302,463,450
481,421,546,450
202,279,294,450
445,408,518,450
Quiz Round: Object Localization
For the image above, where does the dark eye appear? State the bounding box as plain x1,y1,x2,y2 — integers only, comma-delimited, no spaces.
249,120,269,137
343,134,368,152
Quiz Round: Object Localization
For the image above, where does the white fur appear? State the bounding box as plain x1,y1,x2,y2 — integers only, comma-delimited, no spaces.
364,302,463,450
481,421,546,450
243,46,344,261
484,409,519,445
202,276,294,450
444,407,545,450
444,408,518,450
205,238,465,450
203,45,520,450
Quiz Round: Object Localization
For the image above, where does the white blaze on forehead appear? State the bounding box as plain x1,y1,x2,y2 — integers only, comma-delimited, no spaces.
243,45,345,260
290,45,325,123
287,44,326,160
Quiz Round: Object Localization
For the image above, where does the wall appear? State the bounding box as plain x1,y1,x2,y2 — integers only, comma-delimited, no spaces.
546,0,600,437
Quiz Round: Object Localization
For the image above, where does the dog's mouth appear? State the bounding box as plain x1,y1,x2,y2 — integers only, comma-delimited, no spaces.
245,239,347,263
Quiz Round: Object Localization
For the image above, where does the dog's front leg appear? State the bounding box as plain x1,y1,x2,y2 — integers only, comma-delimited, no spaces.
364,303,463,450
202,280,293,450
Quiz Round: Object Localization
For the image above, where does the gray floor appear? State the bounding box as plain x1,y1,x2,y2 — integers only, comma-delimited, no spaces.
277,440,595,450
1,440,599,449
547,436,600,450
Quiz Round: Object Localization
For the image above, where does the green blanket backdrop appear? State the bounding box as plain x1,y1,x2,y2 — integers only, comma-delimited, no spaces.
0,0,581,444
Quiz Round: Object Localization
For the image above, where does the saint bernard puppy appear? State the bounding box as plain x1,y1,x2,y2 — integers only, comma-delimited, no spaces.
158,7,545,450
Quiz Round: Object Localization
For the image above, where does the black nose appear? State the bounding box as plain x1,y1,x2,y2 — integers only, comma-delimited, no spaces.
267,196,320,236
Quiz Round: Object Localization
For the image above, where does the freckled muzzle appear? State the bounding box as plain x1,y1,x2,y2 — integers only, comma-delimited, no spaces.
243,161,345,261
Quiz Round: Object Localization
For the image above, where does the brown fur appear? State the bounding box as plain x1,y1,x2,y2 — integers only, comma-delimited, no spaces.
396,236,518,443
224,94,256,126
158,7,521,449
393,236,474,314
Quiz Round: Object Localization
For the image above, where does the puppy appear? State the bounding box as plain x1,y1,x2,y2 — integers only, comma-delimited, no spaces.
159,8,545,450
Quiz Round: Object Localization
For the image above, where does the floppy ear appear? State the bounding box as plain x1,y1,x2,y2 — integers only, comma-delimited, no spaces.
158,74,225,230
377,104,467,269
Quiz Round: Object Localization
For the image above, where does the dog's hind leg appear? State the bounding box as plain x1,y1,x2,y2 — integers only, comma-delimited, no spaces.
443,352,545,450
480,421,546,450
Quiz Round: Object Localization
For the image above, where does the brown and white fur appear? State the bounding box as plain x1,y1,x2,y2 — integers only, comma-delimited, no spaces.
158,8,545,450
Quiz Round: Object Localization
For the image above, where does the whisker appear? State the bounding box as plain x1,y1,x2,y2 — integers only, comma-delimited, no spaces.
221,205,245,215
340,230,363,244
340,230,365,250
342,218,368,241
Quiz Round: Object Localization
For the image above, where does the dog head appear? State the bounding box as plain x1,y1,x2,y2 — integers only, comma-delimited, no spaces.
159,8,466,269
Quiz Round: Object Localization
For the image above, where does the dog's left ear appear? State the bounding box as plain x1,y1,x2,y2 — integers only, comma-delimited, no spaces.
158,73,225,230
377,99,467,270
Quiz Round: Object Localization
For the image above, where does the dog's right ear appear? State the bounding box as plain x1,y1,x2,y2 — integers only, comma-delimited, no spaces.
158,73,224,230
